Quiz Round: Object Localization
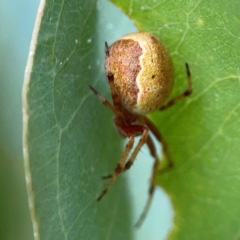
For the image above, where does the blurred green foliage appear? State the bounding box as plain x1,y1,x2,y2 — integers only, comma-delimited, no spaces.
0,1,39,239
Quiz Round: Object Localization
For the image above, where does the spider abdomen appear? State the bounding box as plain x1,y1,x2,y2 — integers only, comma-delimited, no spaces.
105,32,174,115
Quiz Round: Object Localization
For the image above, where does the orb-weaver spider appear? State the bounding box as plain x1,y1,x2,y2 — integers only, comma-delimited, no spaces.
90,32,192,226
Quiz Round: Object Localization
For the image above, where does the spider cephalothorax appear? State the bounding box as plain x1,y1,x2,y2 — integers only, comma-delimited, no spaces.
90,32,192,226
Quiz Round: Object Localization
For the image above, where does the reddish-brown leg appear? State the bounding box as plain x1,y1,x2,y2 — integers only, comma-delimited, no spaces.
122,128,149,172
135,134,159,227
145,117,173,169
105,41,109,56
97,135,135,201
89,85,121,116
98,126,148,201
160,63,192,111
105,41,121,107
106,73,121,107
103,125,149,178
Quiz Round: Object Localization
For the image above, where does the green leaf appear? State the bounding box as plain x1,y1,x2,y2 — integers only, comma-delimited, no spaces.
23,1,136,239
111,0,240,239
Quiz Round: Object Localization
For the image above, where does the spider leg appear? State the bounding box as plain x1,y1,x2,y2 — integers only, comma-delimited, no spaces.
105,43,120,107
106,73,121,107
102,126,148,179
105,41,109,56
98,126,148,200
160,63,192,111
135,134,159,227
145,117,173,169
97,135,135,201
122,128,149,172
89,85,120,116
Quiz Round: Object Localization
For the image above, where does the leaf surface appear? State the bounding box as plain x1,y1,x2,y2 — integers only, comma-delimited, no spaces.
23,1,134,239
111,0,240,239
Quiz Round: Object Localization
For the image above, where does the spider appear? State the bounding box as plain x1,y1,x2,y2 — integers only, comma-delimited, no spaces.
90,32,192,227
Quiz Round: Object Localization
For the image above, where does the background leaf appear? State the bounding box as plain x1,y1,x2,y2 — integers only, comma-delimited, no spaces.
0,1,38,239
23,0,136,239
111,0,240,239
